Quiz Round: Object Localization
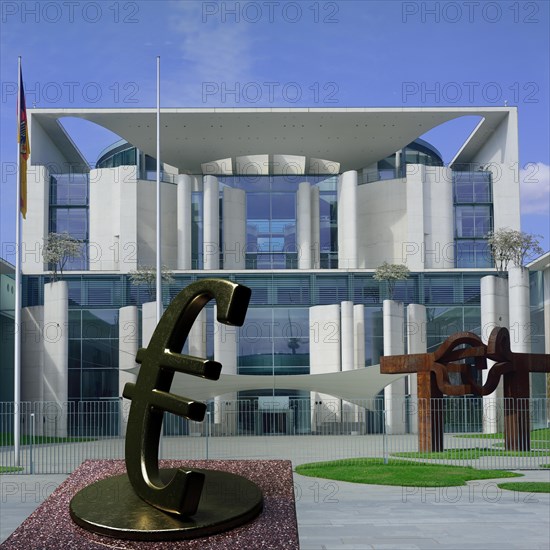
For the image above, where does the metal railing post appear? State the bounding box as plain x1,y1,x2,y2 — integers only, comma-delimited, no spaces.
29,412,35,474
206,411,210,460
383,408,388,464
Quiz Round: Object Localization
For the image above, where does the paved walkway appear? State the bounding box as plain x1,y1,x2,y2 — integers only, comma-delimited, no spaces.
1,468,549,549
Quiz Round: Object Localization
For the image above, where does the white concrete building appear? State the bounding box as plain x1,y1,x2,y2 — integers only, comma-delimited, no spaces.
12,106,547,435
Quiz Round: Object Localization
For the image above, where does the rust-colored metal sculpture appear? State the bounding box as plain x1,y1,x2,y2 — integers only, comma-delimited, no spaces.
70,279,264,540
380,327,550,452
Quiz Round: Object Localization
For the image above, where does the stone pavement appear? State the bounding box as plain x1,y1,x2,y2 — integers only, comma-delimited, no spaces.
1,469,549,549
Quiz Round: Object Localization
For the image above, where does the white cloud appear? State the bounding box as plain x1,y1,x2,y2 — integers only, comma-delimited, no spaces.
520,162,550,215
165,2,258,105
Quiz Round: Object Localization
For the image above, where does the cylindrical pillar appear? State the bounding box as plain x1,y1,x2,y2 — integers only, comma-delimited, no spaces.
337,170,358,269
43,281,69,437
340,301,354,372
480,275,509,433
177,174,192,270
311,185,320,269
214,306,238,432
383,299,406,434
297,182,312,269
222,187,246,269
353,304,365,370
508,266,531,353
119,305,138,436
203,175,220,269
309,304,341,432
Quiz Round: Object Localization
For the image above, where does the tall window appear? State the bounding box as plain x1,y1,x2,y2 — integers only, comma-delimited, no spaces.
49,174,89,270
453,171,493,268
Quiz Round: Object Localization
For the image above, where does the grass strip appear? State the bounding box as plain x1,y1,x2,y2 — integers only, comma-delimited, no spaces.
392,448,550,459
0,433,95,445
457,428,549,441
295,458,521,487
497,482,550,493
0,466,24,473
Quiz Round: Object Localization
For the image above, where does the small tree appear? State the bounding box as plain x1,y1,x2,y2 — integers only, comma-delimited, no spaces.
129,265,174,301
373,262,410,300
42,232,81,281
487,228,543,273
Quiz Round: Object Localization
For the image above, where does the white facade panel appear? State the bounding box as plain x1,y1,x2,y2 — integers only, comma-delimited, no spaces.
222,187,246,270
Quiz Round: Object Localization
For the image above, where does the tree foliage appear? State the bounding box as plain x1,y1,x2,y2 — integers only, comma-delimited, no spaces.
487,229,543,273
42,232,81,281
129,265,174,300
373,262,410,300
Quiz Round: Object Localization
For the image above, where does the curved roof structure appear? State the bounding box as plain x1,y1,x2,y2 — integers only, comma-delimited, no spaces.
30,106,514,173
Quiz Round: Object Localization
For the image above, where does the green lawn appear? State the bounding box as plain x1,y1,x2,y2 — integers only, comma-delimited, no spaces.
458,428,550,442
0,466,24,473
498,482,550,493
392,448,549,459
295,458,521,487
0,433,95,445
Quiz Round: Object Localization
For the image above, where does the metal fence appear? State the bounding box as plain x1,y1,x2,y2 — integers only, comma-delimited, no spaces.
1,397,548,474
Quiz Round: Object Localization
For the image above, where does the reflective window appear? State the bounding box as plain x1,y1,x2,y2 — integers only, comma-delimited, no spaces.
455,241,492,268
455,205,492,238
50,174,88,206
454,171,492,203
49,174,89,270
218,175,336,269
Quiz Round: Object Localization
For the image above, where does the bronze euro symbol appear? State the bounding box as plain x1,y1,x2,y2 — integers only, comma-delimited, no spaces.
123,279,251,516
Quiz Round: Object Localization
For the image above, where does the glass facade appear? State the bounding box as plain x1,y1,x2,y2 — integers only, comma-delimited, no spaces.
192,175,338,270
453,171,493,268
49,173,89,270
23,271,488,402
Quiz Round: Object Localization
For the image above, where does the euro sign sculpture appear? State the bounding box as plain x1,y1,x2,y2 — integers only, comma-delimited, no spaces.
122,279,251,516
70,279,263,540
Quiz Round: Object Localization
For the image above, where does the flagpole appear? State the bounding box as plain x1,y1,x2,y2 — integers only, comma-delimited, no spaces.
14,56,22,466
155,56,162,323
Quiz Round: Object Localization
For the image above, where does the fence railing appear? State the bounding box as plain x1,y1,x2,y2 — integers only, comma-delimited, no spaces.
1,398,548,474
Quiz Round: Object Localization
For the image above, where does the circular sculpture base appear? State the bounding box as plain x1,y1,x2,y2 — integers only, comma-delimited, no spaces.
70,468,263,541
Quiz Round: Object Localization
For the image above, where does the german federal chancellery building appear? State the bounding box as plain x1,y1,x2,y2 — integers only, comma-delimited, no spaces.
9,107,549,433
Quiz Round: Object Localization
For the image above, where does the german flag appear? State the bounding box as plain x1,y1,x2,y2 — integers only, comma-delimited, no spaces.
18,65,30,219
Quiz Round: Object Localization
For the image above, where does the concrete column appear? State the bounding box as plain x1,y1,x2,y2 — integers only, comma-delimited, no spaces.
141,301,157,348
177,174,192,270
21,306,44,401
310,304,341,431
43,281,68,437
222,187,246,269
118,305,138,436
508,266,531,354
383,299,406,434
480,275,509,433
353,304,365,370
214,305,238,432
311,185,321,269
340,301,355,424
340,302,354,372
297,182,312,269
407,304,427,434
203,175,220,270
337,170,358,269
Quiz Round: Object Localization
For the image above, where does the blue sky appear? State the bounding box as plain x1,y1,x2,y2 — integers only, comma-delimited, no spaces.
1,0,548,259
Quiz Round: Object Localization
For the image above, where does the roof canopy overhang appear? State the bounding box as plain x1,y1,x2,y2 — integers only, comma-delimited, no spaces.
30,107,513,173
